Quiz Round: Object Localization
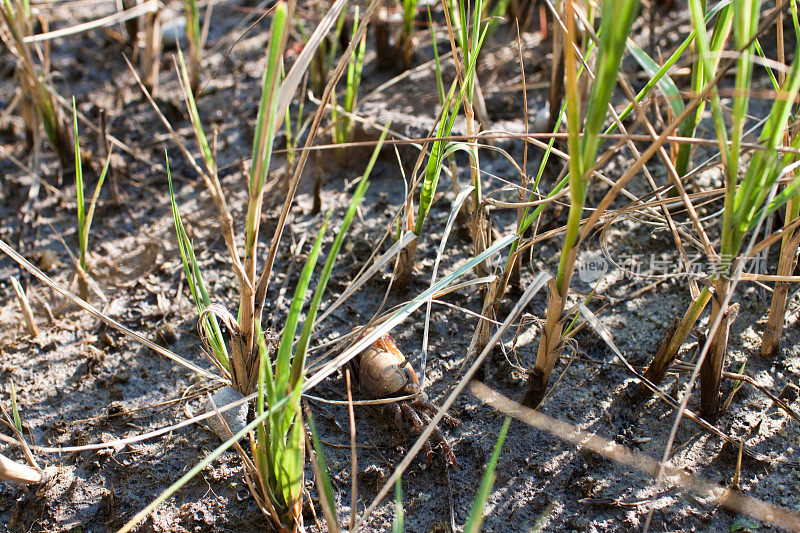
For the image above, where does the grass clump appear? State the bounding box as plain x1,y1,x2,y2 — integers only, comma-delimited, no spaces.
332,6,366,163
1,0,72,165
643,0,800,418
522,0,640,408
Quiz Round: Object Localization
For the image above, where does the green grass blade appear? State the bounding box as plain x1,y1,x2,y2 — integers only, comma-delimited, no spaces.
464,416,511,533
166,154,229,368
611,0,732,133
727,0,761,186
184,0,200,48
428,5,445,105
415,81,460,235
580,0,640,170
556,0,641,291
10,380,22,434
83,150,111,257
72,98,86,270
291,125,391,387
274,214,331,397
626,39,684,117
403,0,418,36
282,409,305,508
251,1,289,192
307,409,339,531
688,0,730,159
755,169,800,225
735,55,800,237
392,477,404,533
414,20,488,235
754,39,780,91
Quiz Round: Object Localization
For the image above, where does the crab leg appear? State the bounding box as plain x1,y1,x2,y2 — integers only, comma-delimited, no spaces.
417,410,457,468
401,403,436,467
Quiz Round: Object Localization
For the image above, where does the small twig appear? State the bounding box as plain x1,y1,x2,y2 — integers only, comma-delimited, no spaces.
345,369,358,532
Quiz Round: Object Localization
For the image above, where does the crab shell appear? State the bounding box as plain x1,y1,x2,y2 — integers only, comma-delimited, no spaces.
355,334,421,399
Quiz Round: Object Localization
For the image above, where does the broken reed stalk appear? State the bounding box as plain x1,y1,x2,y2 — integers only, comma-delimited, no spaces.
762,0,800,358
9,276,38,337
521,0,640,408
639,287,711,393
142,8,162,95
762,193,800,357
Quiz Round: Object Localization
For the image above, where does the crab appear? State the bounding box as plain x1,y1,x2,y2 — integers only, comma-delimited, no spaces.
349,328,457,468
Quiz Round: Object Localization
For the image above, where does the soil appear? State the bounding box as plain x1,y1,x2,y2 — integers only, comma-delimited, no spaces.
1,1,800,532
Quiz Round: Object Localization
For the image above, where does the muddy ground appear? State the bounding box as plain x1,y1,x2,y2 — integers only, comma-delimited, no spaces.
2,1,800,531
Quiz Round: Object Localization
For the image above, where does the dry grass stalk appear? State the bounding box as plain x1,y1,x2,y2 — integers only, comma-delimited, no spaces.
761,227,800,356
9,276,38,337
141,9,161,95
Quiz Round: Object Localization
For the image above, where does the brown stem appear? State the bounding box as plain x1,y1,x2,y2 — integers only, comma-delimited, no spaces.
142,11,162,96
393,238,417,289
468,208,491,276
639,287,712,396
521,278,563,408
700,280,733,420
638,318,681,394
468,276,502,369
761,230,800,358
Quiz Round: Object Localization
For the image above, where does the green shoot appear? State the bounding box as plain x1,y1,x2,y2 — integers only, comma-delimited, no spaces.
464,416,510,533
392,478,404,533
333,7,366,160
167,157,229,371
184,0,202,93
402,0,417,38
10,380,22,435
72,98,110,300
398,0,418,67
